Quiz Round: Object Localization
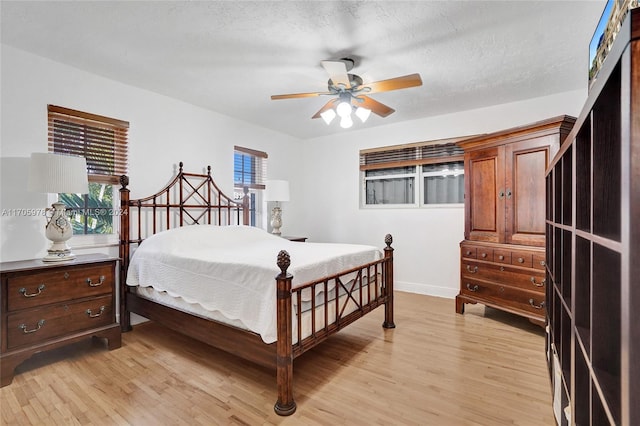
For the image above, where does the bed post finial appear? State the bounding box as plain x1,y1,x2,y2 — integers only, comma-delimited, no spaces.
385,233,393,248
120,175,129,189
207,165,211,175
277,250,291,274
179,161,183,172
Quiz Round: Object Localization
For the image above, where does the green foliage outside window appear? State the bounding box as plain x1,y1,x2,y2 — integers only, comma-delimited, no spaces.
59,183,114,234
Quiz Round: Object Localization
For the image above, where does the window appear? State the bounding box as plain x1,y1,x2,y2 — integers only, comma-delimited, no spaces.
48,105,129,235
360,137,467,207
233,146,267,225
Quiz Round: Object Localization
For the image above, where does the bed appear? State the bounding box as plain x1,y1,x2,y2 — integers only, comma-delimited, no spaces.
118,163,395,415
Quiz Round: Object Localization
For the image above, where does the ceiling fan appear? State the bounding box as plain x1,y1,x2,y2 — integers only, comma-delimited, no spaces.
270,58,423,128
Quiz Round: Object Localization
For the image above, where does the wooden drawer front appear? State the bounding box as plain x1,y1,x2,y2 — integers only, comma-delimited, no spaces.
532,253,546,270
477,247,493,262
6,295,113,349
510,251,533,268
461,261,546,292
7,264,114,311
494,250,511,264
461,245,477,259
460,279,546,316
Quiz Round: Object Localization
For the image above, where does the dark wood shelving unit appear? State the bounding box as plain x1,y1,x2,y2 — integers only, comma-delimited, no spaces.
545,8,639,425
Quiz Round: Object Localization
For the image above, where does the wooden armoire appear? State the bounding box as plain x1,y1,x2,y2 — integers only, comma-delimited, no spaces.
455,116,575,324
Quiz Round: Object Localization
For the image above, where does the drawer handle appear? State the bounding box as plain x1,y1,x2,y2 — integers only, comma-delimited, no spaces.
539,260,546,266
19,319,45,334
86,276,106,287
19,284,46,298
86,306,106,318
481,253,487,258
529,299,545,310
465,265,478,274
466,283,479,292
506,189,512,199
530,277,546,287
498,255,504,260
465,250,472,256
517,257,525,263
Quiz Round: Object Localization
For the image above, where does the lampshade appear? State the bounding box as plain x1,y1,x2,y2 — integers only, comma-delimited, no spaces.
264,180,290,202
28,153,88,194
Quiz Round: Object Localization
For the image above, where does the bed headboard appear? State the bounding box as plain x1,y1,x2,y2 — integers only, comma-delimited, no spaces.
119,162,250,265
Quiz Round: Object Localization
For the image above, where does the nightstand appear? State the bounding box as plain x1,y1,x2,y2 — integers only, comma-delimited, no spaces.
282,236,307,242
0,253,121,386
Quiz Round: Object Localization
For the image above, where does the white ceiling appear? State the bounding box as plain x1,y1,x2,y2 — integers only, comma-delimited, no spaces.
1,1,606,140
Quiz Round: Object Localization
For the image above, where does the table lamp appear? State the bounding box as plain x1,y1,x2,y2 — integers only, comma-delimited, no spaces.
28,153,88,261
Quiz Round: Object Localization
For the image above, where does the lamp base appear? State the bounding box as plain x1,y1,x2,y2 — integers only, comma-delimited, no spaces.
42,202,76,262
42,249,76,262
270,206,283,235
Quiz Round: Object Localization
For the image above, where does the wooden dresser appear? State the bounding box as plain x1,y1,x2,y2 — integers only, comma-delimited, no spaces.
1,253,121,386
455,116,574,324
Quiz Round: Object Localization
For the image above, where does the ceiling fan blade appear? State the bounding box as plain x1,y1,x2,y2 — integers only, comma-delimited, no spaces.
357,95,395,117
358,73,422,94
311,98,339,119
271,91,332,100
321,60,351,89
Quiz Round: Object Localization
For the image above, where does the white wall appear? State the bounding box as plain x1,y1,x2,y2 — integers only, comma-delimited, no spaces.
1,44,587,299
0,45,302,262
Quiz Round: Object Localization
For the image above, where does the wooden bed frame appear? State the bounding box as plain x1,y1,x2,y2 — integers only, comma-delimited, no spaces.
118,163,395,415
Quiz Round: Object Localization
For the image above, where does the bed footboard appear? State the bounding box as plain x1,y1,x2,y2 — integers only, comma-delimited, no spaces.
274,234,395,416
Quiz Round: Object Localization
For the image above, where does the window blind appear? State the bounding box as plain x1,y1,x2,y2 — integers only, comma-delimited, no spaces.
234,145,268,190
48,105,129,184
359,136,469,171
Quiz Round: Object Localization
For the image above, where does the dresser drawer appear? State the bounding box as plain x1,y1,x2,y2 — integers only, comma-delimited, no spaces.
533,253,546,270
6,295,113,350
461,245,477,259
510,251,533,268
460,260,546,292
476,247,493,262
460,279,546,316
493,249,511,264
6,264,114,311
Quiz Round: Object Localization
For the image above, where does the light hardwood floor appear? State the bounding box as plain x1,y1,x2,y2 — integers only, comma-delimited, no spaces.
1,292,554,425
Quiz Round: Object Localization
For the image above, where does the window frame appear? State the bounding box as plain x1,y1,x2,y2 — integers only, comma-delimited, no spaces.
233,145,268,226
360,137,470,209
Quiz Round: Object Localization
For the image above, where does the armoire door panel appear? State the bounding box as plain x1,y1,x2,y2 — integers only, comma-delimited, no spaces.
466,147,503,242
505,139,552,247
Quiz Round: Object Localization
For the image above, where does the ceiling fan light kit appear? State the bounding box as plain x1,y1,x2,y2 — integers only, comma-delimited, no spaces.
271,58,422,129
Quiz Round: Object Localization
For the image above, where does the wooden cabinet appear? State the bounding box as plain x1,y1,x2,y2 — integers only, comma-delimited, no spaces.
456,116,574,323
1,254,121,386
545,9,639,425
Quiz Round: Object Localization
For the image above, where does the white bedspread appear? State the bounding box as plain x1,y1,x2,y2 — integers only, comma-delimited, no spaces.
126,225,382,343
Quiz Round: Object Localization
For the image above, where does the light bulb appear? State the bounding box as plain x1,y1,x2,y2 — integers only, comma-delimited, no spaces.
336,101,352,118
340,115,353,129
320,109,336,125
355,107,371,123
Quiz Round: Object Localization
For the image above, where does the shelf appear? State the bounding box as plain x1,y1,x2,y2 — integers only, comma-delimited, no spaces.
561,147,572,226
574,347,590,426
592,62,621,242
575,118,591,232
545,8,638,425
593,366,620,425
574,235,591,350
561,229,572,304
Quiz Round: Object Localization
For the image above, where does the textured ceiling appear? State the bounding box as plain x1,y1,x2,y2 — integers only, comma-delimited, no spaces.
1,1,606,140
